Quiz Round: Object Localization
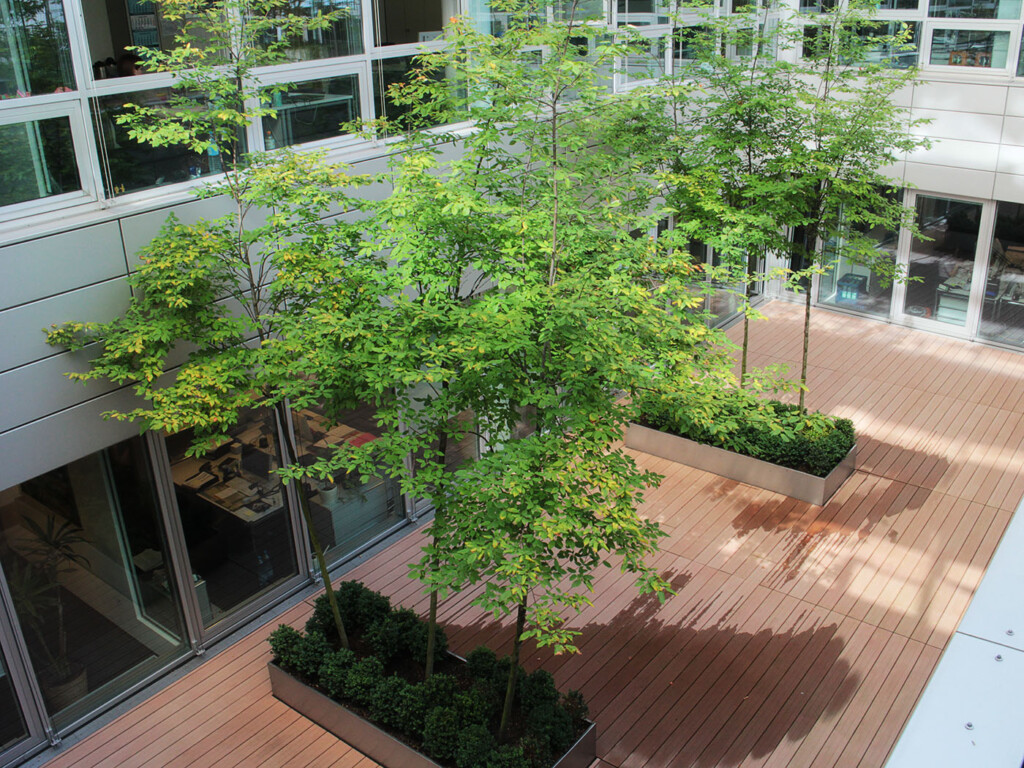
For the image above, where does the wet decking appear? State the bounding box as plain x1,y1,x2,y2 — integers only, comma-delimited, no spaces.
42,302,1024,768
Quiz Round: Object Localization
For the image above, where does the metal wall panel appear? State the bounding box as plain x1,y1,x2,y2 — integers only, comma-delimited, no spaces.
0,222,126,310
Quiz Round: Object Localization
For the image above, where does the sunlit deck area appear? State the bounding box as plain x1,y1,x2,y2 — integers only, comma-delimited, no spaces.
40,302,1024,768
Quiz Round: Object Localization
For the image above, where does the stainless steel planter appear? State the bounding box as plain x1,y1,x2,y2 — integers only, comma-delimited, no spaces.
625,423,856,506
268,662,598,768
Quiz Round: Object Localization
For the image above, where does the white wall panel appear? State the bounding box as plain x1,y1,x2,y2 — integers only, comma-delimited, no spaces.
911,81,1007,115
0,222,126,310
992,173,1024,203
1004,86,1024,117
905,138,1001,173
0,348,120,433
904,162,996,200
909,108,1004,144
995,144,1024,175
0,390,140,490
0,279,130,373
999,115,1024,147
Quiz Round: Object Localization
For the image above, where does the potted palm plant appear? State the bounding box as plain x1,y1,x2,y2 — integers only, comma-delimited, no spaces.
9,514,91,711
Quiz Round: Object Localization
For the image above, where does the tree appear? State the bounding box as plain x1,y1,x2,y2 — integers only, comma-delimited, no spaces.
365,2,732,738
46,0,371,649
781,4,926,410
650,3,925,408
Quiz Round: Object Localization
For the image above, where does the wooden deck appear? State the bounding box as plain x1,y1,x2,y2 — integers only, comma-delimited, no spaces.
42,302,1024,768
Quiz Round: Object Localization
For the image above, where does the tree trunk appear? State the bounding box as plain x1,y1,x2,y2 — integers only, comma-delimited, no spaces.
424,589,439,679
498,598,528,742
799,284,811,413
276,404,350,649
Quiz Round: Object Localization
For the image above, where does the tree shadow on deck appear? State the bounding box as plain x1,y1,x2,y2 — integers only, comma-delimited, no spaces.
438,575,858,768
727,445,946,587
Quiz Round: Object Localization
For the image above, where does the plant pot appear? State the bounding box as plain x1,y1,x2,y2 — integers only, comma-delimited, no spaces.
268,661,597,768
625,422,856,506
42,664,87,712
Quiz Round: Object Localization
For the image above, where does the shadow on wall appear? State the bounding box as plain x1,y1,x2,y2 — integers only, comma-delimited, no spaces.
437,572,859,768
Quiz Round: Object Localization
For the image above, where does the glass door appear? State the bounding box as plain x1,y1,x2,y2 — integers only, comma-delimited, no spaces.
0,594,44,766
897,193,992,332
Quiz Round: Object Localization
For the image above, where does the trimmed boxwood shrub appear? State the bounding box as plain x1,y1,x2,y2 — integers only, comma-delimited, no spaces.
638,395,854,477
271,582,590,768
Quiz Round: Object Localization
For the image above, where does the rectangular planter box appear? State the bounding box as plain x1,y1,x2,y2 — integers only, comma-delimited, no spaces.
268,662,597,768
625,422,856,506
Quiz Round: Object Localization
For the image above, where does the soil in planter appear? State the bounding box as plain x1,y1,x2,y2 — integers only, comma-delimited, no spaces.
270,582,589,768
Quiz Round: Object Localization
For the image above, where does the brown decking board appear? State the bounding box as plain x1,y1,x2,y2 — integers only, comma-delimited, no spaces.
39,303,1024,768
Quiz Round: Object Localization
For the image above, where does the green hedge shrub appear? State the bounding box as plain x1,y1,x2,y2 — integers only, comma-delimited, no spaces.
271,582,589,768
638,395,854,477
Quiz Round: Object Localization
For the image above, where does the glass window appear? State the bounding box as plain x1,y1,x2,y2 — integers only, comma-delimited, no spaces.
0,438,187,727
92,89,242,196
0,0,75,98
373,55,452,131
904,196,981,326
979,202,1024,345
673,26,710,63
799,0,837,13
166,409,298,628
617,0,670,26
279,0,364,60
929,0,1021,19
622,38,666,83
929,29,1011,67
0,118,80,207
878,0,918,8
555,0,606,22
0,650,28,754
855,22,920,67
373,0,448,46
263,74,361,149
1018,24,1024,73
293,406,401,564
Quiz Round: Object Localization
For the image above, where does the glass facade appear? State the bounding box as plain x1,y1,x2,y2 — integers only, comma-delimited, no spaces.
294,405,401,563
0,650,27,753
979,202,1024,344
166,409,298,629
0,439,187,727
904,195,981,326
0,118,80,206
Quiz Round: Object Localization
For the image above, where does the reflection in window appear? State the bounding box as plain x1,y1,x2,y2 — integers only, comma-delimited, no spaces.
263,75,361,148
930,29,1010,67
0,0,75,97
93,90,242,196
294,406,401,564
167,409,298,628
0,118,80,207
904,195,980,326
929,0,1021,18
0,438,186,727
979,202,1024,346
1018,25,1024,74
